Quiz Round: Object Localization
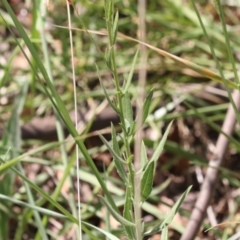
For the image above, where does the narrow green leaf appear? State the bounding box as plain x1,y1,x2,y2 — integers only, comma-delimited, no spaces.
2,0,118,214
150,121,173,163
143,219,164,236
105,0,114,45
144,185,192,236
160,185,192,229
212,0,220,14
111,124,128,183
11,81,49,240
121,92,134,133
8,80,28,156
141,161,154,202
82,221,121,240
123,50,139,93
104,0,108,19
162,227,168,240
0,159,78,224
141,141,148,170
99,195,135,227
126,155,134,164
97,65,119,113
104,0,112,21
0,194,66,219
123,185,135,239
142,89,154,123
0,41,23,89
81,224,99,240
0,157,20,175
3,134,20,233
105,47,113,70
123,186,133,221
112,10,118,44
99,135,126,164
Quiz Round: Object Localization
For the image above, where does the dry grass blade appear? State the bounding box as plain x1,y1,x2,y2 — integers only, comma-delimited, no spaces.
52,25,238,89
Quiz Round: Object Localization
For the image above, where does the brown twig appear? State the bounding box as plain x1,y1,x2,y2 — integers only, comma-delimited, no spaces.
180,90,240,240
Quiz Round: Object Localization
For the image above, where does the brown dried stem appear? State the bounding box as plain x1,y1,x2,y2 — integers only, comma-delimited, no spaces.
180,90,240,240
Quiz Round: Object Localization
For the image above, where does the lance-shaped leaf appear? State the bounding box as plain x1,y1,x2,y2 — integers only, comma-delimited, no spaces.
160,185,192,228
121,92,134,133
123,50,139,94
0,194,66,218
105,47,114,70
142,89,154,124
161,226,168,240
140,121,173,203
99,135,126,164
144,185,192,236
141,141,148,172
99,195,135,227
111,124,128,183
141,161,154,202
82,221,121,240
150,121,173,163
104,0,113,22
0,156,20,175
97,67,119,113
112,10,119,44
123,185,135,239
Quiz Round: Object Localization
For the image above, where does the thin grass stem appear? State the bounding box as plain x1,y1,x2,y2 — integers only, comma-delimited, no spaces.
66,1,82,239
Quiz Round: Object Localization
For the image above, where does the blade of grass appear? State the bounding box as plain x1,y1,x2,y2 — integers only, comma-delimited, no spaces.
0,158,78,224
0,194,67,219
98,195,135,227
190,0,240,129
82,221,121,240
33,1,79,239
2,0,118,214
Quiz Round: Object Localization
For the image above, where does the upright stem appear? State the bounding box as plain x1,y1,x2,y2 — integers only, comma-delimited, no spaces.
134,0,147,238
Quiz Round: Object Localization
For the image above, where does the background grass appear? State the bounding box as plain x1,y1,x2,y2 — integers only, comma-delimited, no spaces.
1,0,240,239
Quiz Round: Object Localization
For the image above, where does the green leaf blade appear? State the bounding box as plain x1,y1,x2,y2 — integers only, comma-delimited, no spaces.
123,50,139,93
123,185,135,239
150,121,173,163
141,161,154,202
97,66,119,113
121,92,134,133
99,195,135,227
142,89,154,124
141,141,148,170
0,158,78,224
99,134,126,164
144,185,192,236
111,124,128,183
112,10,119,44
